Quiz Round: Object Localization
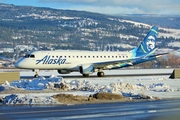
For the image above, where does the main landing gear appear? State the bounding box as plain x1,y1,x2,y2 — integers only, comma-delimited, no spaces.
83,74,89,77
82,71,105,77
97,71,104,77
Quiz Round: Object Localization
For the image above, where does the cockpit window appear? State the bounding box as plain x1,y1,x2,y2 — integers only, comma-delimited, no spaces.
24,54,30,58
24,54,35,58
30,54,35,58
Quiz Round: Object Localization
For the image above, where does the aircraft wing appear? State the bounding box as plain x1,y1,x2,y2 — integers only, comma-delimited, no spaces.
92,52,168,69
92,58,138,69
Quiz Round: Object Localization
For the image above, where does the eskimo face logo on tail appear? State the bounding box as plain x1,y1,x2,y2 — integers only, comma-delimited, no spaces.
36,55,66,65
146,36,155,51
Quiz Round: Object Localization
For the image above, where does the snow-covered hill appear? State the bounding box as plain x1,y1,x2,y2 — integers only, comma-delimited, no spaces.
0,3,180,52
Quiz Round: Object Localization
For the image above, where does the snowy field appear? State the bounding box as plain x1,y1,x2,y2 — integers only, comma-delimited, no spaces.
1,68,180,105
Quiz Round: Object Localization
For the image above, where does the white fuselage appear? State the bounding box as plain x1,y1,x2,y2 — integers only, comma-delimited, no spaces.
15,50,133,71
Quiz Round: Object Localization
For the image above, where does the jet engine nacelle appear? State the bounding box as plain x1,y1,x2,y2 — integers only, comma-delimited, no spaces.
79,64,95,75
57,70,71,74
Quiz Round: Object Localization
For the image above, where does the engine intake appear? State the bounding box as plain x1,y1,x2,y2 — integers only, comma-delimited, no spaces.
79,64,95,74
57,70,71,74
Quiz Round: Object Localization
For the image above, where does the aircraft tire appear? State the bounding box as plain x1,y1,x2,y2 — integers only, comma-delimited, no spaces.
97,72,104,77
34,74,39,78
83,74,89,77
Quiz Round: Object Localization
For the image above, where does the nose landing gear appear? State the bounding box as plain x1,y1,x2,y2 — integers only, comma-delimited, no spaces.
33,69,39,78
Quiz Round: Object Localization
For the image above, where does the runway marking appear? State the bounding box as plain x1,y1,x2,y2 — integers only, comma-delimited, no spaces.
0,105,130,115
1,105,180,117
1,100,177,115
42,108,180,120
0,102,157,115
53,111,146,119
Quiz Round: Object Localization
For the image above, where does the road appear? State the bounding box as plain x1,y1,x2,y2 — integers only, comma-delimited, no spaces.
1,99,180,120
19,68,173,79
21,73,171,79
0,68,172,79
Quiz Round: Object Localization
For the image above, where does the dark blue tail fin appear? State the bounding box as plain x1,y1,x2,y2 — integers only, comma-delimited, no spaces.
135,26,158,56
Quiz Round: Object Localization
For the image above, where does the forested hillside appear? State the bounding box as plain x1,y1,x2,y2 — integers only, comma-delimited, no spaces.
0,3,179,51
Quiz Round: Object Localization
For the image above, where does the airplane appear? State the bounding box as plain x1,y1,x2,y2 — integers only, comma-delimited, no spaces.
15,26,167,77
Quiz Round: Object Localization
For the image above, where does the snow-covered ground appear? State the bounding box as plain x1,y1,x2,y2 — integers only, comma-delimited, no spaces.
1,69,180,105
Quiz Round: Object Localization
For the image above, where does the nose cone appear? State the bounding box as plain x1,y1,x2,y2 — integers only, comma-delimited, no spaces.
14,58,24,68
14,61,22,68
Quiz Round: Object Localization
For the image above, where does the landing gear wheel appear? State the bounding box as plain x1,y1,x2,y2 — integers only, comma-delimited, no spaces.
83,74,89,77
33,70,39,78
34,71,39,78
34,74,39,78
97,72,104,77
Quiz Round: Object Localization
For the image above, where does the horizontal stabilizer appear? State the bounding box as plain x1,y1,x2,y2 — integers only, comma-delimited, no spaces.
127,62,133,65
149,52,169,58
